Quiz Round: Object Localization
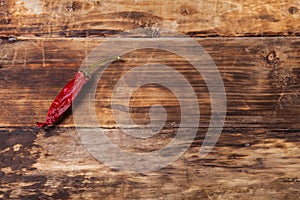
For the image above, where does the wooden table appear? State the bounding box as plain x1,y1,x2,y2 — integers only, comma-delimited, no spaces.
0,0,299,199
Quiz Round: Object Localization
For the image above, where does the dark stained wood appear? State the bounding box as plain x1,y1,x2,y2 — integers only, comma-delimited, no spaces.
0,37,299,128
0,0,300,37
0,37,299,198
0,127,299,199
0,1,300,199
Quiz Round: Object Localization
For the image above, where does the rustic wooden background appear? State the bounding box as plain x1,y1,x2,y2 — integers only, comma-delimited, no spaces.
0,0,299,199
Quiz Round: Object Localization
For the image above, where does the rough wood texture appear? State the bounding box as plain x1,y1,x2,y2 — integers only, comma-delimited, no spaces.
0,38,299,128
0,37,299,199
0,127,299,199
0,0,300,37
0,0,300,199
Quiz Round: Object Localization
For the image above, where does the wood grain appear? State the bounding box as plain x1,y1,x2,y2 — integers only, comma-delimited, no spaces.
0,127,299,199
0,37,299,198
0,37,299,128
0,0,300,37
0,2,300,198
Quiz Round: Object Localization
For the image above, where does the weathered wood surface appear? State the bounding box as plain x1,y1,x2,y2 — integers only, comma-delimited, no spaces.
0,0,300,37
0,37,299,128
0,0,300,199
0,128,299,199
0,37,299,199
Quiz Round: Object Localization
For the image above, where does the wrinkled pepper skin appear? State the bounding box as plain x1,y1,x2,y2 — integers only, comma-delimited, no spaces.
36,70,89,128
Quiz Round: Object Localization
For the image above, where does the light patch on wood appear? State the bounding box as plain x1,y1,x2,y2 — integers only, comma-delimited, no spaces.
13,144,22,151
1,167,12,173
34,162,104,172
16,0,43,15
0,147,10,154
33,130,106,173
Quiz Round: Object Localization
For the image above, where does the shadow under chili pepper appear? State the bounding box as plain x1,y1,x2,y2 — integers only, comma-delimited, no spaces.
43,127,60,137
31,124,57,137
37,57,122,129
55,73,95,131
71,58,125,126
46,80,92,134
36,87,89,138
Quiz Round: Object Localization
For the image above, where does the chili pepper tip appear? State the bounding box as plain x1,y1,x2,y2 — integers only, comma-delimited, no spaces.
36,122,49,128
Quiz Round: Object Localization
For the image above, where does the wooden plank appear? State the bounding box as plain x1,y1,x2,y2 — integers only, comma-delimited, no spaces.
0,0,300,37
0,37,299,128
0,127,299,199
0,1,299,199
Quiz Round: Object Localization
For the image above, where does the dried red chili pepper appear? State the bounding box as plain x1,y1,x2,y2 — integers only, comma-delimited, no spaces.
36,56,120,128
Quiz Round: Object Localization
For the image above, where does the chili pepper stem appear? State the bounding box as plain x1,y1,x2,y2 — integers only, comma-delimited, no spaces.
83,56,121,75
